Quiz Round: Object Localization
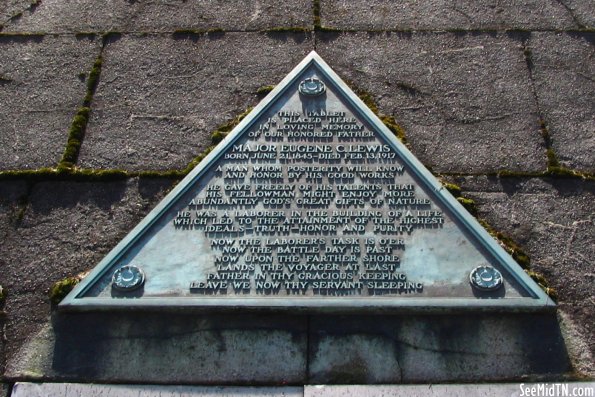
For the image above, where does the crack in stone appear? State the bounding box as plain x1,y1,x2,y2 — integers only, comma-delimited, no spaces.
451,6,473,24
392,335,524,358
544,214,594,259
555,0,587,29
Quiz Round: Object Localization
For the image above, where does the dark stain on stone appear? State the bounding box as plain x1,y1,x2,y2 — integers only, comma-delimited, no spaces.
0,34,44,44
324,355,369,384
102,32,122,45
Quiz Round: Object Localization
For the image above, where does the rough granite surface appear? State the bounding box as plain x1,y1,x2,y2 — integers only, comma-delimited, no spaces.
0,0,34,26
317,31,547,174
451,176,594,368
318,0,578,30
529,32,595,172
560,0,595,28
3,0,312,33
0,0,593,387
78,32,314,170
0,179,173,373
0,35,101,169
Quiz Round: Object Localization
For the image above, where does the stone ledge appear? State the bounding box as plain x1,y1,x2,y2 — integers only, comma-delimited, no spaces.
9,382,595,397
5,311,571,384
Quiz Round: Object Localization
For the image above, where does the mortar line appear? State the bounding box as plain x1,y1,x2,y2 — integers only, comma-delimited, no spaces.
312,0,320,51
56,35,108,169
1,28,595,38
519,33,558,169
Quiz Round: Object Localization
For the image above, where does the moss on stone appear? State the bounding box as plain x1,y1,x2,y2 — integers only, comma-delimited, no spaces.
442,182,462,198
60,107,91,168
218,107,253,134
84,56,103,107
344,81,410,146
443,183,534,271
211,131,226,145
343,81,414,147
478,219,531,269
49,277,79,305
456,197,478,217
138,170,185,179
380,115,407,144
313,0,321,28
58,53,103,169
73,168,129,180
315,26,344,32
181,146,215,175
526,270,558,301
345,82,379,114
539,119,551,145
0,167,131,181
536,118,586,179
546,148,561,168
256,85,275,95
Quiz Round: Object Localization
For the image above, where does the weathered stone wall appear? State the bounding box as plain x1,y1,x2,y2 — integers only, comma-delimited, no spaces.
0,0,593,388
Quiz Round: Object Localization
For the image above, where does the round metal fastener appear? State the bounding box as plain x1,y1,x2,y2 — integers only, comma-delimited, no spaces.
299,78,326,96
469,265,503,291
112,265,145,291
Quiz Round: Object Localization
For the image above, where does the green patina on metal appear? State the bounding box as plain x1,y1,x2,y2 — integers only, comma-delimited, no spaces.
60,52,554,311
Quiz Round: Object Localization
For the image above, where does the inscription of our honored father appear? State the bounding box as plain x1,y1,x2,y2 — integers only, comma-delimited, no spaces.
176,107,443,296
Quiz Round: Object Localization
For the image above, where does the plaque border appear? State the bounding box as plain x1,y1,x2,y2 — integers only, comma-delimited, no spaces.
60,51,556,311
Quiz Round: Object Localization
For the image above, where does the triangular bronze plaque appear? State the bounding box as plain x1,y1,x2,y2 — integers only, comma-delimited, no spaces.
62,52,554,310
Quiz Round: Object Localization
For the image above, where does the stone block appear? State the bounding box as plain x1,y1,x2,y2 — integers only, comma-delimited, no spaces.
0,181,29,372
2,0,141,33
130,1,312,33
451,176,594,373
11,383,302,397
8,312,307,384
308,333,401,384
318,0,577,30
0,35,101,169
454,177,593,305
317,32,545,173
78,32,314,171
4,0,312,33
308,313,570,383
8,311,570,384
0,178,173,372
560,1,595,29
0,0,33,25
529,32,595,171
